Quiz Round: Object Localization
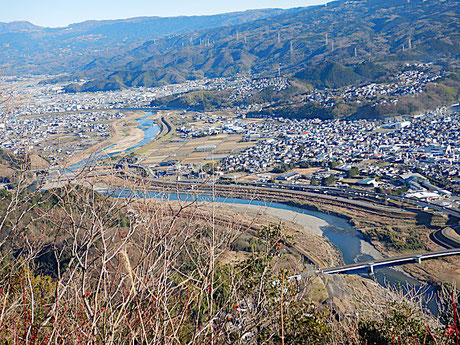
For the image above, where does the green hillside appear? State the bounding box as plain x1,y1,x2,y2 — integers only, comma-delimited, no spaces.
71,0,459,91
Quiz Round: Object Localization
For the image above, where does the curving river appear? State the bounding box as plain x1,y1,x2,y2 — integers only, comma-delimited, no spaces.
71,111,159,170
75,109,438,313
105,189,439,313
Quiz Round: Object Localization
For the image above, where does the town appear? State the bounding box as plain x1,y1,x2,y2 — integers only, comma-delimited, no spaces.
0,71,458,211
171,106,459,208
0,111,125,163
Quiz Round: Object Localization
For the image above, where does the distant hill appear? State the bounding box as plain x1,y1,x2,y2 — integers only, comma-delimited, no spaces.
68,0,459,92
293,61,389,89
0,9,287,75
0,21,42,33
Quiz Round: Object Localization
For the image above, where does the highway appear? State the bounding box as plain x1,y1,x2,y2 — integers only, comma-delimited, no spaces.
431,226,460,249
45,161,460,222
42,170,460,275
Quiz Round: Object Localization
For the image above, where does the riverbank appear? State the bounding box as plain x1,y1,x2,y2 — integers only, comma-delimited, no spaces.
136,113,176,155
222,203,343,267
68,110,161,168
68,110,145,166
225,203,384,259
126,198,402,316
287,199,459,286
88,177,459,286
105,112,145,155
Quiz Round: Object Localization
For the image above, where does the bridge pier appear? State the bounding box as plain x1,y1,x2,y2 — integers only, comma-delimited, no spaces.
320,249,460,275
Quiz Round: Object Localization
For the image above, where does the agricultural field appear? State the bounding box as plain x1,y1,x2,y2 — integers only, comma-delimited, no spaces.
138,111,258,167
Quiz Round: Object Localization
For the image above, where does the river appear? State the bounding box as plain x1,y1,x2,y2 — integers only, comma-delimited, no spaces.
71,108,438,313
71,111,159,170
105,189,439,313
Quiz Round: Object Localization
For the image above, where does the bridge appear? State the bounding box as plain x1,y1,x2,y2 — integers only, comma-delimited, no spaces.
320,248,460,275
40,172,460,278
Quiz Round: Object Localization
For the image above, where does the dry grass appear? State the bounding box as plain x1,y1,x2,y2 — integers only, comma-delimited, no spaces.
0,163,458,344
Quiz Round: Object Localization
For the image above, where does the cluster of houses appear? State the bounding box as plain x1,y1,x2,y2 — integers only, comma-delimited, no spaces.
227,77,289,101
217,106,458,198
1,76,233,117
0,111,124,158
177,114,248,138
301,67,445,109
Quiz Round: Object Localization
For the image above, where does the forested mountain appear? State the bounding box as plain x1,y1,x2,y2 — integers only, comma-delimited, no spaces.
67,0,459,92
0,21,42,33
0,9,287,75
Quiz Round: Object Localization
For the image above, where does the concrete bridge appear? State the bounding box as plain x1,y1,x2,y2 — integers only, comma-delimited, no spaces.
320,248,460,275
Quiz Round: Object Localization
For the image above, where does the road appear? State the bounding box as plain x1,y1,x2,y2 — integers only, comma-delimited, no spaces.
321,248,460,275
41,171,460,275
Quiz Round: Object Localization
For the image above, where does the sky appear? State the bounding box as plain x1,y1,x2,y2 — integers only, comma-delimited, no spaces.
1,0,328,27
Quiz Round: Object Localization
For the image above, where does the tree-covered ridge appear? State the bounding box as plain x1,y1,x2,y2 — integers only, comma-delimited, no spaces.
0,9,288,75
71,0,459,91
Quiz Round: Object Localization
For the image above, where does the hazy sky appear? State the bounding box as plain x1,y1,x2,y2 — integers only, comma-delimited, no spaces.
1,0,328,27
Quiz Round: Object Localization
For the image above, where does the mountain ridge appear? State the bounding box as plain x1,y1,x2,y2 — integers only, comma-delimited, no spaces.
66,0,460,92
0,9,289,75
0,21,43,33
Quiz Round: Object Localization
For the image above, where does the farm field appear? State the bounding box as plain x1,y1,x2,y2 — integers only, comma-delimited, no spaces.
139,111,259,166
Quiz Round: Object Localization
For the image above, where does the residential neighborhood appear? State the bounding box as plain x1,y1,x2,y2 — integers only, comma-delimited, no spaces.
0,73,458,208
